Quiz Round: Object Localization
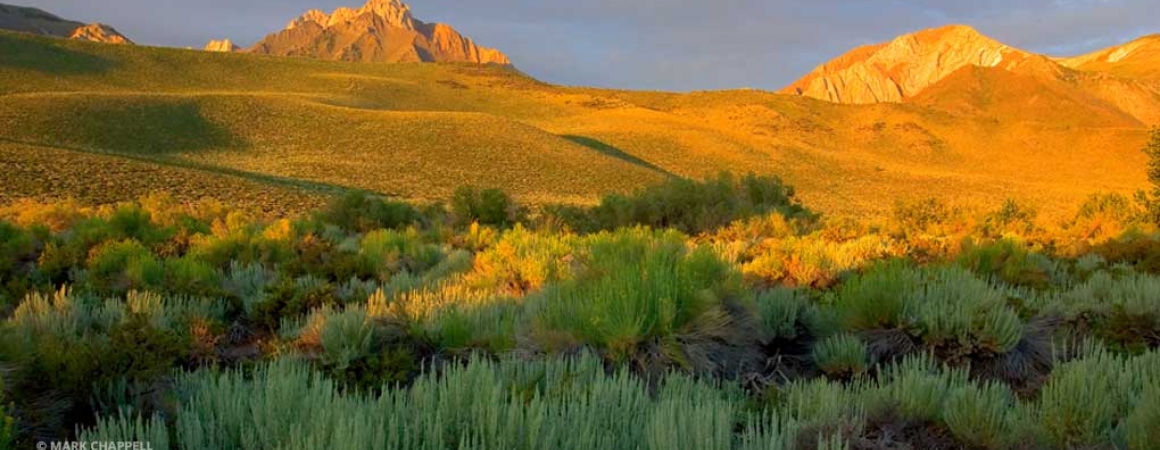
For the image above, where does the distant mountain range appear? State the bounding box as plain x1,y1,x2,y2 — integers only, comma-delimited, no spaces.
0,3,132,44
782,25,1160,125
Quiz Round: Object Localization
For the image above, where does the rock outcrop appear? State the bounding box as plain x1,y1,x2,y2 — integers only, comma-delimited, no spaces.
250,0,510,65
204,38,240,52
783,25,1032,104
68,23,133,45
0,3,133,45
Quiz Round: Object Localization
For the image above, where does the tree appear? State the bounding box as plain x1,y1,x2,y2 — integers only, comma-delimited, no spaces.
1145,127,1160,224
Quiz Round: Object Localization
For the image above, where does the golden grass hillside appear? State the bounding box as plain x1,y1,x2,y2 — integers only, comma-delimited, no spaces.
0,31,1152,219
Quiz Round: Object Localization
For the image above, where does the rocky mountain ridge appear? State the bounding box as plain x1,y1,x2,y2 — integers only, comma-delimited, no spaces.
249,0,510,65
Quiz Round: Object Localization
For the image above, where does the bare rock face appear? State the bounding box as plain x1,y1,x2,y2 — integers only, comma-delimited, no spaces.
205,38,240,52
68,23,133,45
251,0,510,65
783,25,1032,104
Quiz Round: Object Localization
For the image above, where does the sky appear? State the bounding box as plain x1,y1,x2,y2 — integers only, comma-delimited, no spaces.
20,0,1160,91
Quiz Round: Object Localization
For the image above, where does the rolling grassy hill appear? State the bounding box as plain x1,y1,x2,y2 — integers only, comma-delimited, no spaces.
0,30,1152,218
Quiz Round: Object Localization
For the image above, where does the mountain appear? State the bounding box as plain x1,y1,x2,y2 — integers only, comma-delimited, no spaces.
68,23,132,45
783,26,1040,104
1058,35,1160,86
205,38,240,52
783,25,1160,125
0,3,132,44
0,3,81,36
249,0,510,65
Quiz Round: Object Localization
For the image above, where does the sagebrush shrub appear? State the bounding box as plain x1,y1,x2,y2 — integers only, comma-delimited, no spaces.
943,381,1017,449
529,229,739,364
813,334,868,378
753,288,815,343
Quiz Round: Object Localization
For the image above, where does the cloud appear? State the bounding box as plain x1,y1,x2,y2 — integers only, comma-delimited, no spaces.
19,0,1160,90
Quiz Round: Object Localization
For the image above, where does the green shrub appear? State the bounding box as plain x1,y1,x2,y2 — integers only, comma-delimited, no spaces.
451,185,522,227
0,377,12,450
422,299,522,352
753,288,815,343
1143,127,1160,225
0,221,37,305
252,276,338,331
465,226,576,296
903,267,1023,356
1124,381,1160,450
870,355,959,422
586,172,807,235
813,334,868,378
1056,272,1160,352
79,410,169,450
957,238,1053,288
358,228,443,281
777,377,861,426
529,229,739,363
81,355,768,450
978,199,1039,238
105,202,173,245
828,261,916,332
85,239,164,294
319,191,422,233
104,313,189,382
1033,347,1130,447
943,381,1017,449
892,198,953,234
164,255,223,297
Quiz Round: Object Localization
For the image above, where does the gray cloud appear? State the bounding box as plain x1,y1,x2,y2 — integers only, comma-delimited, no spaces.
19,0,1160,91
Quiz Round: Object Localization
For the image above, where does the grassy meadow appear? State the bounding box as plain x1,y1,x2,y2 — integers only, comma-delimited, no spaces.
0,30,1153,219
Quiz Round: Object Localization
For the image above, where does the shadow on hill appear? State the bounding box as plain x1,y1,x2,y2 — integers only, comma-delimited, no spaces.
561,135,673,177
54,101,244,155
0,136,352,200
0,32,116,75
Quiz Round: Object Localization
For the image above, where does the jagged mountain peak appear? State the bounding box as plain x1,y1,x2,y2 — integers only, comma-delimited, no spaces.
288,0,415,31
68,23,133,45
254,0,509,65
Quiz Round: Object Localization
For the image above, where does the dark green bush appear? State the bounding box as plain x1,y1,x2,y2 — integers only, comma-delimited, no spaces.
105,313,189,382
575,172,807,235
1143,127,1160,225
85,239,164,295
0,221,37,307
319,192,421,233
451,186,522,227
164,256,225,297
253,277,338,331
0,373,13,450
